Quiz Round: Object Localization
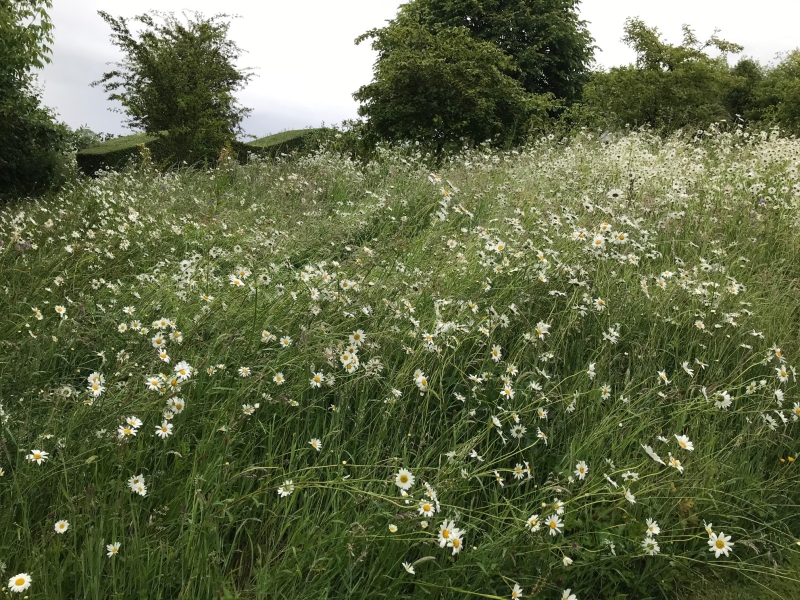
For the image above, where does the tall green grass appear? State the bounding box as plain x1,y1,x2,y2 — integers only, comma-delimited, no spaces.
1,128,798,599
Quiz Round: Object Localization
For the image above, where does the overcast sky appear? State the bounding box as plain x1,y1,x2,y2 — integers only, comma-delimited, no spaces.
36,0,800,138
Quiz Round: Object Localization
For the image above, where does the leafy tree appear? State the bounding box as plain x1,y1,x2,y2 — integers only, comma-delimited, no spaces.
354,12,553,153
94,11,253,166
577,18,742,131
406,0,595,103
1,0,70,197
723,58,765,125
755,50,800,135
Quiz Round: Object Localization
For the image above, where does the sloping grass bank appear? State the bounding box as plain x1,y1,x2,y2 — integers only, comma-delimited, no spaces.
1,129,799,599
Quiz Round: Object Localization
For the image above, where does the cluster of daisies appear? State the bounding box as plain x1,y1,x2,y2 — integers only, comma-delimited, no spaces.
1,128,798,599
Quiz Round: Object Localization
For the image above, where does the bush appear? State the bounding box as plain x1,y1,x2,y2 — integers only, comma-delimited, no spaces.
0,0,72,199
755,50,800,135
0,86,72,198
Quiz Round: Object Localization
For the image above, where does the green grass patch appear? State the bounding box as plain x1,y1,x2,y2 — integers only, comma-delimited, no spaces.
1,130,799,599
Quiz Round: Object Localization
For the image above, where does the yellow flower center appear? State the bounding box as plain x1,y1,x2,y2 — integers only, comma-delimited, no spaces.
550,521,557,529
453,539,460,548
716,540,725,549
15,577,25,586
400,475,408,483
442,529,450,538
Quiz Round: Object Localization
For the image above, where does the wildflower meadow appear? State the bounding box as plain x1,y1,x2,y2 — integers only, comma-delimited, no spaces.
1,128,799,598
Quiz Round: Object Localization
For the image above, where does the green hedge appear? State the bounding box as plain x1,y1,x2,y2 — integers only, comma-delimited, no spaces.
76,128,332,176
76,133,160,176
246,128,331,158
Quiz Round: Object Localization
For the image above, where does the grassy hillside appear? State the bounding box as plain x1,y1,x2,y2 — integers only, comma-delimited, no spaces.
1,129,799,599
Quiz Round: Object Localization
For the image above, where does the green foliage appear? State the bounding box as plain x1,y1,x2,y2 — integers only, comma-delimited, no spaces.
755,50,800,136
74,131,293,176
0,0,54,75
575,18,742,132
75,132,160,175
247,128,332,158
94,10,254,167
723,58,765,125
0,0,71,198
355,16,552,153
407,0,595,103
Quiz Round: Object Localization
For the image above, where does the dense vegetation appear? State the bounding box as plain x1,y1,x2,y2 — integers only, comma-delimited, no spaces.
93,10,254,167
0,0,71,196
570,20,800,135
1,130,798,598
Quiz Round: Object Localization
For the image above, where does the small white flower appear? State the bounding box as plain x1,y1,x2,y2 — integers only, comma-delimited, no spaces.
278,480,295,498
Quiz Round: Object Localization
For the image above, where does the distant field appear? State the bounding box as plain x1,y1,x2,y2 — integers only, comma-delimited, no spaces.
2,130,799,599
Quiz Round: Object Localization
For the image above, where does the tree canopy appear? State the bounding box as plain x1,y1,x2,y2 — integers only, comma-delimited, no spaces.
406,0,595,103
354,17,552,153
94,11,253,166
354,0,590,150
